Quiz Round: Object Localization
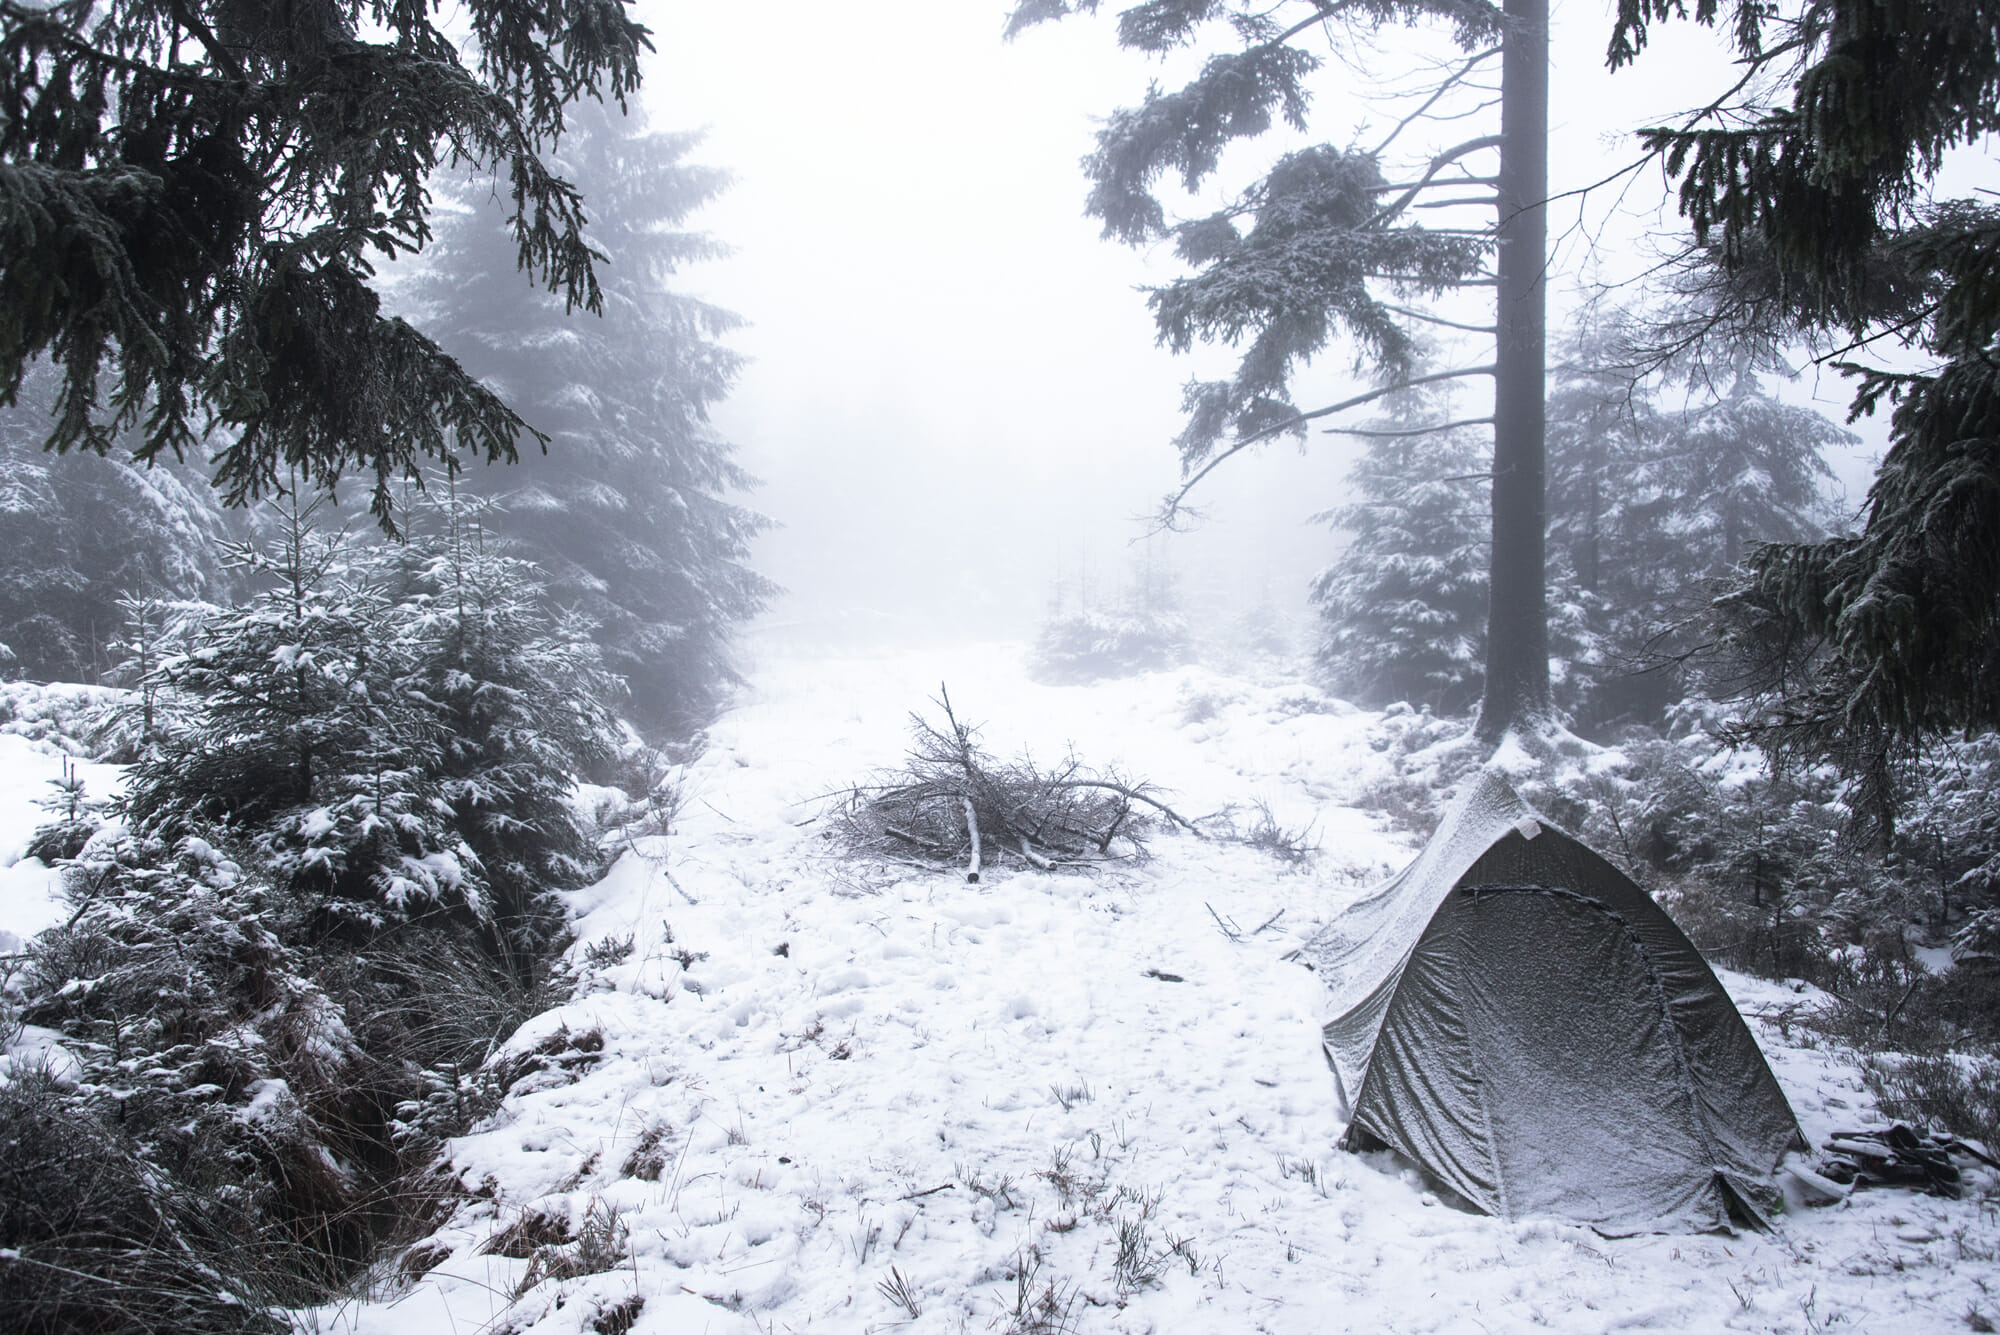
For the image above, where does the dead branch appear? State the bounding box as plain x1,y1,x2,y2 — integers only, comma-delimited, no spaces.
832,687,1188,878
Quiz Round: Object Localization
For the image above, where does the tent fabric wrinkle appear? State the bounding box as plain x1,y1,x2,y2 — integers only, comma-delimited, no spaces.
1308,770,1805,1233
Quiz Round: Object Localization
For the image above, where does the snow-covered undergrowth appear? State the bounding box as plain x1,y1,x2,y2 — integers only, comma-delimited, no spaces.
9,653,1996,1333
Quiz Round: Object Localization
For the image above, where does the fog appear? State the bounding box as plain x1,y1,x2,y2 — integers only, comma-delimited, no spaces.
634,1,1884,651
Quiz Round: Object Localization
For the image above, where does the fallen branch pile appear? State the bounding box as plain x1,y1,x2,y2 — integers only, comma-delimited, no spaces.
834,688,1199,880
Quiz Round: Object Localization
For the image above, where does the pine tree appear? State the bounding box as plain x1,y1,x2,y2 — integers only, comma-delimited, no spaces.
1312,398,1490,714
1008,0,1558,742
120,497,464,931
1,0,648,527
1545,334,1845,731
120,485,624,952
1610,1,2000,798
383,486,620,962
403,104,773,735
0,365,240,682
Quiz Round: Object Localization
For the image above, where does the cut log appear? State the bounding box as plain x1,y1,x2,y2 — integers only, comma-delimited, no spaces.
963,797,982,883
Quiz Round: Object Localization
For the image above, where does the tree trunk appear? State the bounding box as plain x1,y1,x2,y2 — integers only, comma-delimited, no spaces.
1478,0,1552,744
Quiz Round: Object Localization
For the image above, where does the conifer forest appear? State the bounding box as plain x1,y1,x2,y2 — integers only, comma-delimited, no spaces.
3,2,2000,1331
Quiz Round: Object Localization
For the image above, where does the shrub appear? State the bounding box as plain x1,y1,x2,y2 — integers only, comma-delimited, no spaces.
1028,607,1189,684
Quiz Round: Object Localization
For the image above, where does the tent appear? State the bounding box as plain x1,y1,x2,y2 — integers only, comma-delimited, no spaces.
1301,771,1804,1232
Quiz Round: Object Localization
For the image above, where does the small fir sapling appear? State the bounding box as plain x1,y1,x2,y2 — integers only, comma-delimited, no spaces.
24,756,99,864
118,495,468,932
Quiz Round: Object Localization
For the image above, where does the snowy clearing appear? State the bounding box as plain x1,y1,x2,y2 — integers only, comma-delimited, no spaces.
7,650,1995,1335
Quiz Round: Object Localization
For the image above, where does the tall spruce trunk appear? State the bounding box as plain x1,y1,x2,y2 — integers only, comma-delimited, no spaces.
1478,0,1552,743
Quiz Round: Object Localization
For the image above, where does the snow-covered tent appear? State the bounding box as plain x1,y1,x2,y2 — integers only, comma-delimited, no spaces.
1302,771,1804,1233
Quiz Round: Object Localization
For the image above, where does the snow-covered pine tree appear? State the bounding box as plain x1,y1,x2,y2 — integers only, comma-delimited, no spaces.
1610,0,2000,788
403,102,774,738
0,363,241,682
383,485,621,965
1546,333,1845,732
119,495,465,933
1312,387,1490,715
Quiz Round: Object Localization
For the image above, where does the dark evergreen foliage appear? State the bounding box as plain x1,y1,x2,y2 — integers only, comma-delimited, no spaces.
120,499,464,929
120,492,619,952
1612,1,2000,799
1007,0,1498,464
402,105,773,735
381,489,622,960
0,489,627,1317
0,0,649,526
1312,398,1490,714
0,1069,285,1333
1546,332,1844,732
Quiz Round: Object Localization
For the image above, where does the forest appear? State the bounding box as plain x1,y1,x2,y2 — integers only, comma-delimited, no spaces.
1,0,1998,1331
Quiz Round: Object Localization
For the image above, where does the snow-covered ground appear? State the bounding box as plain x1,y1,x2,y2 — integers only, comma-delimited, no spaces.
0,684,125,955
6,651,1997,1334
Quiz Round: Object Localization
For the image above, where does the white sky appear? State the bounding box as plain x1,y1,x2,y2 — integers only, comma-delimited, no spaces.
632,2,1886,646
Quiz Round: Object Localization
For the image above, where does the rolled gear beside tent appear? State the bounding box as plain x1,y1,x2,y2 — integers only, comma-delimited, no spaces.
1301,770,1805,1233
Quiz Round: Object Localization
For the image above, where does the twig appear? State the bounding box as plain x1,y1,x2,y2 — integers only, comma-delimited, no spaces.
1045,780,1203,836
662,865,699,907
883,826,946,853
1207,903,1245,942
899,1183,955,1200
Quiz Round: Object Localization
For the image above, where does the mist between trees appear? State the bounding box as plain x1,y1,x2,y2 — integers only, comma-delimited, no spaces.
2,0,1999,1326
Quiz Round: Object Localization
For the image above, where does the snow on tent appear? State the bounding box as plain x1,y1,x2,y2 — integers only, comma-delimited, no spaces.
1300,770,1804,1233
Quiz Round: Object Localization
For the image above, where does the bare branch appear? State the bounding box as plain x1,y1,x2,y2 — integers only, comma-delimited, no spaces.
1158,364,1498,521
1380,303,1495,333
1323,415,1494,438
1371,46,1503,159
1371,136,1503,227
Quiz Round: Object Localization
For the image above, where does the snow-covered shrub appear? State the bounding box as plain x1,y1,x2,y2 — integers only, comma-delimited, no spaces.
17,834,380,1298
1028,606,1190,683
0,679,124,755
2,495,636,1310
1862,1053,2000,1151
1031,545,1191,684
